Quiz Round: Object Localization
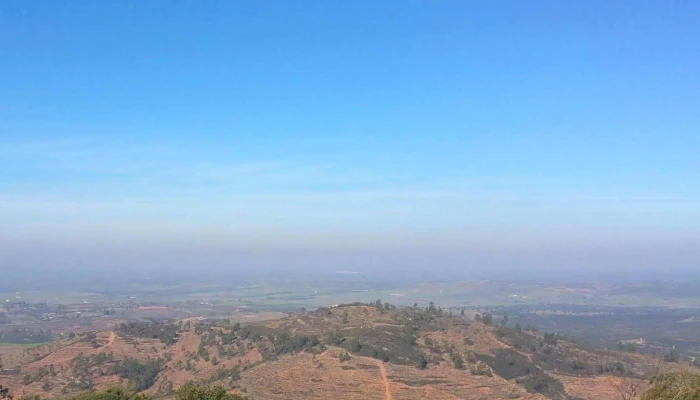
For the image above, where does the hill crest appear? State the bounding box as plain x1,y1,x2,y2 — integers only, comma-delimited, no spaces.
1,303,694,399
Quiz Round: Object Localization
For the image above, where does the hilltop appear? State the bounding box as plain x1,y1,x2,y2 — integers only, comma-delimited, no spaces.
1,302,695,399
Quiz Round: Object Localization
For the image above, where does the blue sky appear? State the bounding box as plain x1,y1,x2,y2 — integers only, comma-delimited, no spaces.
1,1,698,275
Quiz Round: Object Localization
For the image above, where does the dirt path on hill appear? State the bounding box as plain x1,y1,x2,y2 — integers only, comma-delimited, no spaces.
377,360,393,400
104,332,116,348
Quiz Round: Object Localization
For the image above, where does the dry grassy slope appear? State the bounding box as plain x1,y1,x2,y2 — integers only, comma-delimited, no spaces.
239,346,543,400
0,331,169,398
1,305,695,400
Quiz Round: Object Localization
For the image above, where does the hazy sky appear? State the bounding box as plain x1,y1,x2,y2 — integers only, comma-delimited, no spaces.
1,2,698,276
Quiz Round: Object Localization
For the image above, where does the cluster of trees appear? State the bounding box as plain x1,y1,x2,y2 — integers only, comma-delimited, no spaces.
662,349,680,363
191,321,327,364
373,299,399,314
0,328,53,344
596,361,625,375
423,338,463,369
474,313,493,325
113,358,164,391
543,332,558,346
425,302,444,316
197,342,210,362
330,322,423,367
174,383,246,400
70,353,98,390
272,332,320,356
470,345,565,397
0,383,247,400
209,366,241,384
116,322,179,345
339,337,391,363
234,326,262,342
66,352,162,392
487,348,535,380
450,348,464,369
192,321,274,362
21,365,56,386
517,371,565,398
325,330,345,346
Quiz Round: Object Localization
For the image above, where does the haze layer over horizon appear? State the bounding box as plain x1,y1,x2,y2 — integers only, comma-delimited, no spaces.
1,2,698,277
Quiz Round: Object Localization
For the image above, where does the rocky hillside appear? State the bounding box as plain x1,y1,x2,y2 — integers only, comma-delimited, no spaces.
1,303,695,399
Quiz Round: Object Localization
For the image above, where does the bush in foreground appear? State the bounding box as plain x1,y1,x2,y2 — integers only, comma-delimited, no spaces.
642,372,700,400
175,382,246,400
68,387,151,400
4,383,247,400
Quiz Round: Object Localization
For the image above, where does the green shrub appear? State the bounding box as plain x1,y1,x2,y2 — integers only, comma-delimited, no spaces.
642,372,700,400
518,371,565,399
416,355,428,370
450,350,464,369
478,349,535,380
470,361,492,377
113,358,163,391
175,382,246,400
70,387,152,400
